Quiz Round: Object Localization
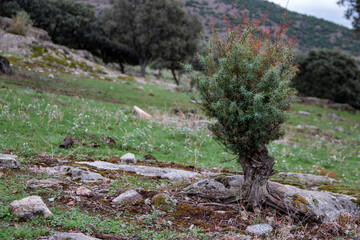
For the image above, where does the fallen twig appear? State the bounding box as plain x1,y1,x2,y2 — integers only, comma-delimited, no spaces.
88,223,127,240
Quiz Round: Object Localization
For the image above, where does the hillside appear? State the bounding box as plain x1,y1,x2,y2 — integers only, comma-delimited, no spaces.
78,0,360,56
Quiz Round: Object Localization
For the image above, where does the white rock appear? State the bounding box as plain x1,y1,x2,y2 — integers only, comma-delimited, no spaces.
76,186,94,197
112,189,143,205
120,153,136,164
133,106,152,119
0,154,19,169
298,111,311,116
246,224,273,235
10,196,53,220
48,74,54,79
49,232,100,240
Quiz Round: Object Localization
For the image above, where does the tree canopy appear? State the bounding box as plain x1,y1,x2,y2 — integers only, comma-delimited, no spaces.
103,0,202,77
338,0,360,33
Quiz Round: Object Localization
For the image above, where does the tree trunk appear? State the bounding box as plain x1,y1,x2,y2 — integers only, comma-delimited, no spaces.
119,62,125,74
140,61,147,78
171,68,180,86
238,147,277,210
238,147,318,221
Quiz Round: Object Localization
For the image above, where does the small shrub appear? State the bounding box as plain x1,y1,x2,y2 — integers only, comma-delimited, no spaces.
7,11,32,36
186,11,297,209
293,50,360,109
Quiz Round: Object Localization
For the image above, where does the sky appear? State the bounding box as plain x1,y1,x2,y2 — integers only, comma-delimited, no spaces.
267,0,353,28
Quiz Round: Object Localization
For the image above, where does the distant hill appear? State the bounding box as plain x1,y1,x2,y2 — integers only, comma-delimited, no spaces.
78,0,360,56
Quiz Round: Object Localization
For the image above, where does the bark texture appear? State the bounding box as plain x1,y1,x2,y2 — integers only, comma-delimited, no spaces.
239,148,277,209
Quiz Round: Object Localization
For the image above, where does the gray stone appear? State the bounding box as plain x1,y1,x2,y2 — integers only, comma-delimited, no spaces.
298,111,311,116
0,154,19,169
27,178,62,189
278,172,340,185
134,86,145,91
76,186,94,197
0,55,12,74
48,232,100,240
112,189,143,205
50,166,109,183
120,153,137,165
186,175,360,223
334,126,345,132
246,224,273,235
151,193,178,212
328,113,343,121
10,196,53,220
77,161,199,180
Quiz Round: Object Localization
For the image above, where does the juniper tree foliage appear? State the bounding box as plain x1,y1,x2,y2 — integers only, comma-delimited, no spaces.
186,14,298,209
188,19,297,159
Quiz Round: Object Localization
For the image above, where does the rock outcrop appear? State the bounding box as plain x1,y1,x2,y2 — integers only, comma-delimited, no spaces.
186,175,360,223
77,161,200,180
0,55,12,74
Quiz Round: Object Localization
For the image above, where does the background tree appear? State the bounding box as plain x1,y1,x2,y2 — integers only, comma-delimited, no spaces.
152,13,202,85
103,0,201,78
186,16,298,211
338,0,360,34
293,50,360,108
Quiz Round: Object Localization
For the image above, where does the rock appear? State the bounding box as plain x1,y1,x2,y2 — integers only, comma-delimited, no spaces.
50,166,110,183
133,106,152,119
10,196,53,220
328,103,356,113
76,186,94,197
77,161,200,180
27,27,50,41
112,189,143,205
134,86,145,91
0,55,12,74
151,193,178,212
27,179,62,189
246,224,273,236
298,111,311,116
334,126,345,132
0,154,19,169
48,232,100,240
48,74,54,79
186,175,360,222
120,153,137,164
328,113,343,121
278,172,340,185
59,136,74,148
74,49,96,62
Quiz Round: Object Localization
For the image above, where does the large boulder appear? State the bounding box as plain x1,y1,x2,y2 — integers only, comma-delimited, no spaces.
186,175,360,223
10,196,53,220
0,55,12,74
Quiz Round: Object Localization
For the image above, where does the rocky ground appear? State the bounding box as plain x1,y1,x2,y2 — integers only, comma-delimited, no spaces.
1,148,359,239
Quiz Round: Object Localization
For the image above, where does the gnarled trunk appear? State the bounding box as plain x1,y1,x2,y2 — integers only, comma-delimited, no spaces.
238,147,277,210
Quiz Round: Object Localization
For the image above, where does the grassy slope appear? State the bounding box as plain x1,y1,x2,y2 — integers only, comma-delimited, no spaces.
0,56,359,238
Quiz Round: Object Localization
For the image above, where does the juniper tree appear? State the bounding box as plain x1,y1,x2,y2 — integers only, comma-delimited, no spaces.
186,15,298,210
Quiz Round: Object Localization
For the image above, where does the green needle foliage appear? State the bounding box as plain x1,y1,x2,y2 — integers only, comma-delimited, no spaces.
186,12,298,209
